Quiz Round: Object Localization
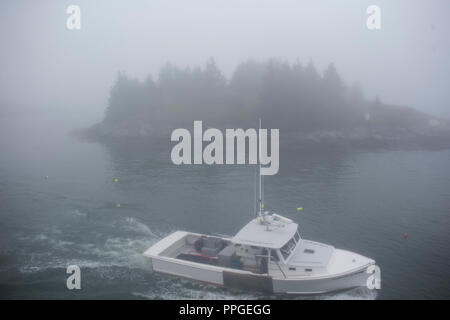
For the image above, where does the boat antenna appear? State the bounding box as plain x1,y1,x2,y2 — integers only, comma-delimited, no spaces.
254,166,257,218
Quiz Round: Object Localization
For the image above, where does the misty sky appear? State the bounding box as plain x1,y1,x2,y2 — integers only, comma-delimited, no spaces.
1,0,449,121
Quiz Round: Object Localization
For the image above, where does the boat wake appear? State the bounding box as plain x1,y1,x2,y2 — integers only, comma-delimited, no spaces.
16,216,160,274
317,287,378,300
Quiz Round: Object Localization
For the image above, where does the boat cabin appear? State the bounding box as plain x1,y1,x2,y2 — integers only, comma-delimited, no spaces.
231,214,300,271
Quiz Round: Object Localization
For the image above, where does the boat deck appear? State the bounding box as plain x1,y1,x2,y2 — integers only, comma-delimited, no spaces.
176,244,221,266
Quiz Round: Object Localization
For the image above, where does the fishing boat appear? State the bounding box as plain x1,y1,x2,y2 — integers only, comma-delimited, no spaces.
143,123,375,295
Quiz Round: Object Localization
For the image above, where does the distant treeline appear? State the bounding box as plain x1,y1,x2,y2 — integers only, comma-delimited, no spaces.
102,58,432,132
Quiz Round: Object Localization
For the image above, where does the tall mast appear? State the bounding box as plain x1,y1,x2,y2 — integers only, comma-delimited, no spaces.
258,118,263,217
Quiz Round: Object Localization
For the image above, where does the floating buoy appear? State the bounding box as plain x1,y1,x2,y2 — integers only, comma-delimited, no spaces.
114,178,119,183
297,207,303,212
116,204,121,208
403,233,408,239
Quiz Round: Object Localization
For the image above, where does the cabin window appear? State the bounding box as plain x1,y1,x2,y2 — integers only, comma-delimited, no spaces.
270,250,280,262
289,267,296,271
305,268,312,272
280,237,296,260
294,231,300,243
304,249,315,254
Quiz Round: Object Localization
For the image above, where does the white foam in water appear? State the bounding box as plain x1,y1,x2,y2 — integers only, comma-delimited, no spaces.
132,277,258,300
19,256,105,274
68,209,87,218
31,233,75,252
132,276,377,300
318,287,378,300
122,217,158,237
18,217,161,274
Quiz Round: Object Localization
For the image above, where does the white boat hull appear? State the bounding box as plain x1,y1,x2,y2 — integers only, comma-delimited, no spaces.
271,267,371,294
148,255,373,295
152,256,224,286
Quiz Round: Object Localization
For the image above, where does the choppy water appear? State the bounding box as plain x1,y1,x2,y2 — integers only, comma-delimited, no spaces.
0,113,449,299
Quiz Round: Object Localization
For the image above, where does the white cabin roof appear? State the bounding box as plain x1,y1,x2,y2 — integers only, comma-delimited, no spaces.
232,216,298,249
287,239,334,267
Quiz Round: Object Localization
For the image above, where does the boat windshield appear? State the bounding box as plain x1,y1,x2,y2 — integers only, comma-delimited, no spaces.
280,230,301,260
280,238,296,260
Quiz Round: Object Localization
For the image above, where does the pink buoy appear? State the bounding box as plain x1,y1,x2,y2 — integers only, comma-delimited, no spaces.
403,233,408,239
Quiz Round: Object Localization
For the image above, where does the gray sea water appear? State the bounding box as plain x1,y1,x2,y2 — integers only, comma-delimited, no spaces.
1,113,450,299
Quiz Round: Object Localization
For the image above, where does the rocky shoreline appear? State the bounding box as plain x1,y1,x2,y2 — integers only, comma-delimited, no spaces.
76,120,450,152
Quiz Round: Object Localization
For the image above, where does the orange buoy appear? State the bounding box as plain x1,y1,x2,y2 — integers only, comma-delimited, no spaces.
403,233,408,239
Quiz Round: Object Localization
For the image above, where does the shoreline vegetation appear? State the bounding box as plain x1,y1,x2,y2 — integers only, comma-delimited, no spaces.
81,58,450,150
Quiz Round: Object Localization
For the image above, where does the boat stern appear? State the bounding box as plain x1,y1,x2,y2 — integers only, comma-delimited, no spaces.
143,231,189,258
